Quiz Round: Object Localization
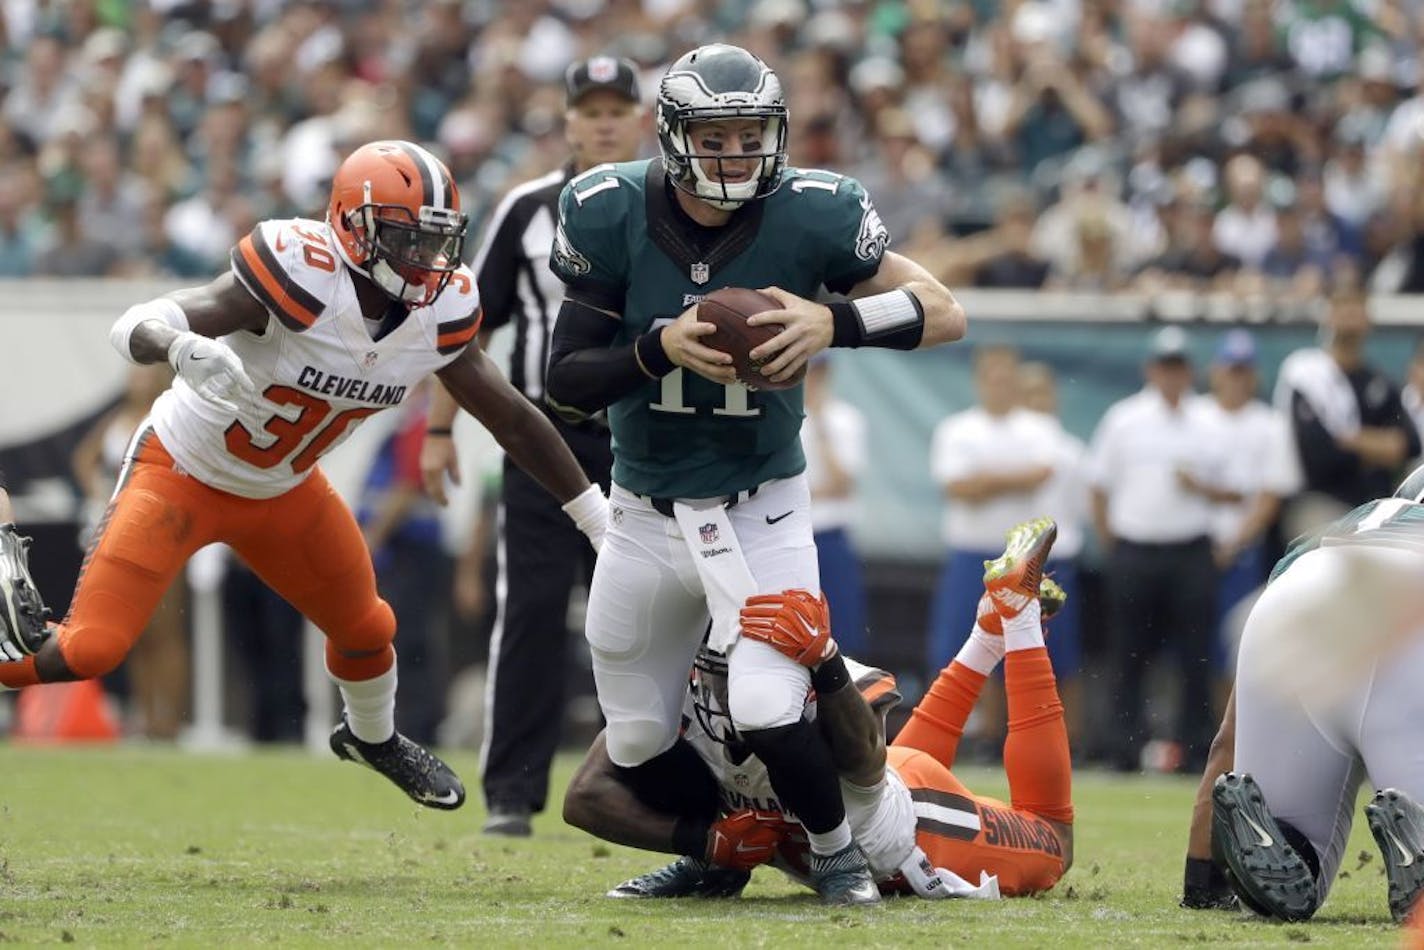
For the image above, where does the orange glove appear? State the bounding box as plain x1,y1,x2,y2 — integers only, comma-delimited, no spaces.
739,588,836,667
707,808,790,870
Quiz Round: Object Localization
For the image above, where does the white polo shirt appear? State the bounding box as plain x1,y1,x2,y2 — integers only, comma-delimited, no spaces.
1199,397,1303,547
1087,387,1226,544
801,399,867,533
930,407,1061,550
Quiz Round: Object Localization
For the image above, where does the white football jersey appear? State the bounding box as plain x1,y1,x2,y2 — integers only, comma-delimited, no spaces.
683,656,902,881
149,217,481,499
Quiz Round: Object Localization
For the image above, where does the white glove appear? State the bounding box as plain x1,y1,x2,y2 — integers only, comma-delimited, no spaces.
898,848,1001,900
167,332,258,413
562,484,609,553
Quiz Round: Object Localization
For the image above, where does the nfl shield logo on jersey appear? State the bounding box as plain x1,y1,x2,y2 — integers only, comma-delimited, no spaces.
690,261,710,284
363,350,379,369
699,522,718,544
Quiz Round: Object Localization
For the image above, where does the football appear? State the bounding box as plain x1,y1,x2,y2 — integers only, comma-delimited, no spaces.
697,287,806,391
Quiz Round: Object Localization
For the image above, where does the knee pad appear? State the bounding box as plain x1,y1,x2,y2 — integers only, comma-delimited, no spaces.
326,598,396,656
727,638,809,732
56,615,130,679
604,717,677,769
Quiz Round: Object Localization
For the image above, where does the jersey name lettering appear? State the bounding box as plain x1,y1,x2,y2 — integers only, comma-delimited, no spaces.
296,365,408,406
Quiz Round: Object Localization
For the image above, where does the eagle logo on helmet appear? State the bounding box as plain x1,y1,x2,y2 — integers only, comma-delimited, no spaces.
327,140,469,308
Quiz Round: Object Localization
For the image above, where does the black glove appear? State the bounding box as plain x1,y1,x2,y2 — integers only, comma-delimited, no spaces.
1181,855,1237,910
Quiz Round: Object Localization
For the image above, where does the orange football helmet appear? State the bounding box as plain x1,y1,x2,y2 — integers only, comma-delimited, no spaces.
328,140,468,308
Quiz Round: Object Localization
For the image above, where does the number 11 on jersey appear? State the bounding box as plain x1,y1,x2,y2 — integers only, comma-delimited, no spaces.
648,317,760,418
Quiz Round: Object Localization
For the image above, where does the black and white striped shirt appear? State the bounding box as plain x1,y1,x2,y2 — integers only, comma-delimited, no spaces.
471,167,572,403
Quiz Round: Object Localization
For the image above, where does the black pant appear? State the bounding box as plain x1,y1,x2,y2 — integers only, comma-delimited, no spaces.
482,437,608,813
1107,536,1217,769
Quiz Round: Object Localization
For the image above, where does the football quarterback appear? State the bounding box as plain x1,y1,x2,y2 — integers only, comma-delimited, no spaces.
546,42,967,906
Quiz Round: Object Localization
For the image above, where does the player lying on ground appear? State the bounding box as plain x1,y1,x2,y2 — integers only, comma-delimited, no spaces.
564,517,1074,899
1182,462,1424,922
0,141,607,811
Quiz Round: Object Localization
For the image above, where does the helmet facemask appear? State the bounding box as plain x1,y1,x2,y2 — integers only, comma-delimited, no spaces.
349,184,468,308
691,647,740,747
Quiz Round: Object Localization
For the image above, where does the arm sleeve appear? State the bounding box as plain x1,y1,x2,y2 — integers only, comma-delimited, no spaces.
545,300,674,417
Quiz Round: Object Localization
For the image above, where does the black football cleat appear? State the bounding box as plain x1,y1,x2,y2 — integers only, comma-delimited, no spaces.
0,523,51,662
606,857,749,899
1212,772,1318,921
1365,788,1424,923
330,718,465,810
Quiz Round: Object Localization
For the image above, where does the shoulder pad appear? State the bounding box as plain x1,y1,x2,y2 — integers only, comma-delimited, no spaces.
429,265,482,355
230,219,336,333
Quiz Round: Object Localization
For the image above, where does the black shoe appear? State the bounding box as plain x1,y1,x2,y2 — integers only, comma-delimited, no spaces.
1212,772,1318,921
0,523,50,661
329,718,465,810
482,805,532,837
1365,788,1424,923
606,857,749,899
809,844,881,906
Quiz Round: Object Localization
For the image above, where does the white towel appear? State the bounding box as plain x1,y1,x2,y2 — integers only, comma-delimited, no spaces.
672,500,757,652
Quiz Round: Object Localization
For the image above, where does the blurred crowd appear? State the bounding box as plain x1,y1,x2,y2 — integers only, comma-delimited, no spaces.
3,0,1424,315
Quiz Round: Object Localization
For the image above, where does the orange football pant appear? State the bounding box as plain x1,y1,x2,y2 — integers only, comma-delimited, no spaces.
890,648,1074,896
0,432,394,689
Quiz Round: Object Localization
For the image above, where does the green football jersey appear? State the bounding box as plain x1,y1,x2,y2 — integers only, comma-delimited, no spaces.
1270,498,1424,584
551,158,888,498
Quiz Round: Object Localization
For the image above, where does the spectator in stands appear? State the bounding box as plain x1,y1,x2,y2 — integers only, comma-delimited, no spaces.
1107,11,1191,151
850,107,950,251
1260,184,1332,308
1323,118,1384,231
3,32,79,145
970,188,1051,289
800,355,869,658
1135,195,1243,295
0,169,46,277
77,135,148,257
1223,0,1294,88
1213,154,1277,270
34,193,120,278
1273,287,1420,518
1089,326,1224,772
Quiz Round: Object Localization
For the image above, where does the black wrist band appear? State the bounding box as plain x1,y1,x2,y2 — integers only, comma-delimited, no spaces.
635,327,676,378
811,652,851,694
672,817,712,858
828,301,861,348
425,427,453,437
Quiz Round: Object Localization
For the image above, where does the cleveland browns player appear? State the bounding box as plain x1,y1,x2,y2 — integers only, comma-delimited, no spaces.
564,517,1074,900
0,141,608,810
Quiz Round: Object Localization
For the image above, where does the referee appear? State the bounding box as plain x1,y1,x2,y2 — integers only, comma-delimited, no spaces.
422,56,646,836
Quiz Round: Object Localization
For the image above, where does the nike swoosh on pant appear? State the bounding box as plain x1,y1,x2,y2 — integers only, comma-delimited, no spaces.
765,512,793,525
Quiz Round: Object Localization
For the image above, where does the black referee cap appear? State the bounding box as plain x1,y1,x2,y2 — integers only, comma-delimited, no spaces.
565,56,641,107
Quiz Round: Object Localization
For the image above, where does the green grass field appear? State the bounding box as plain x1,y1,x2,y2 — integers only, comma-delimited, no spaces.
0,744,1403,948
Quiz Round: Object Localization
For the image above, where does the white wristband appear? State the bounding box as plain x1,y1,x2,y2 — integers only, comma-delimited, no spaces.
109,298,189,365
561,483,609,550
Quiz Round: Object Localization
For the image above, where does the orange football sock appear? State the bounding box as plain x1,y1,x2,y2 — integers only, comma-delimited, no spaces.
1003,647,1073,823
892,660,986,768
0,656,41,690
